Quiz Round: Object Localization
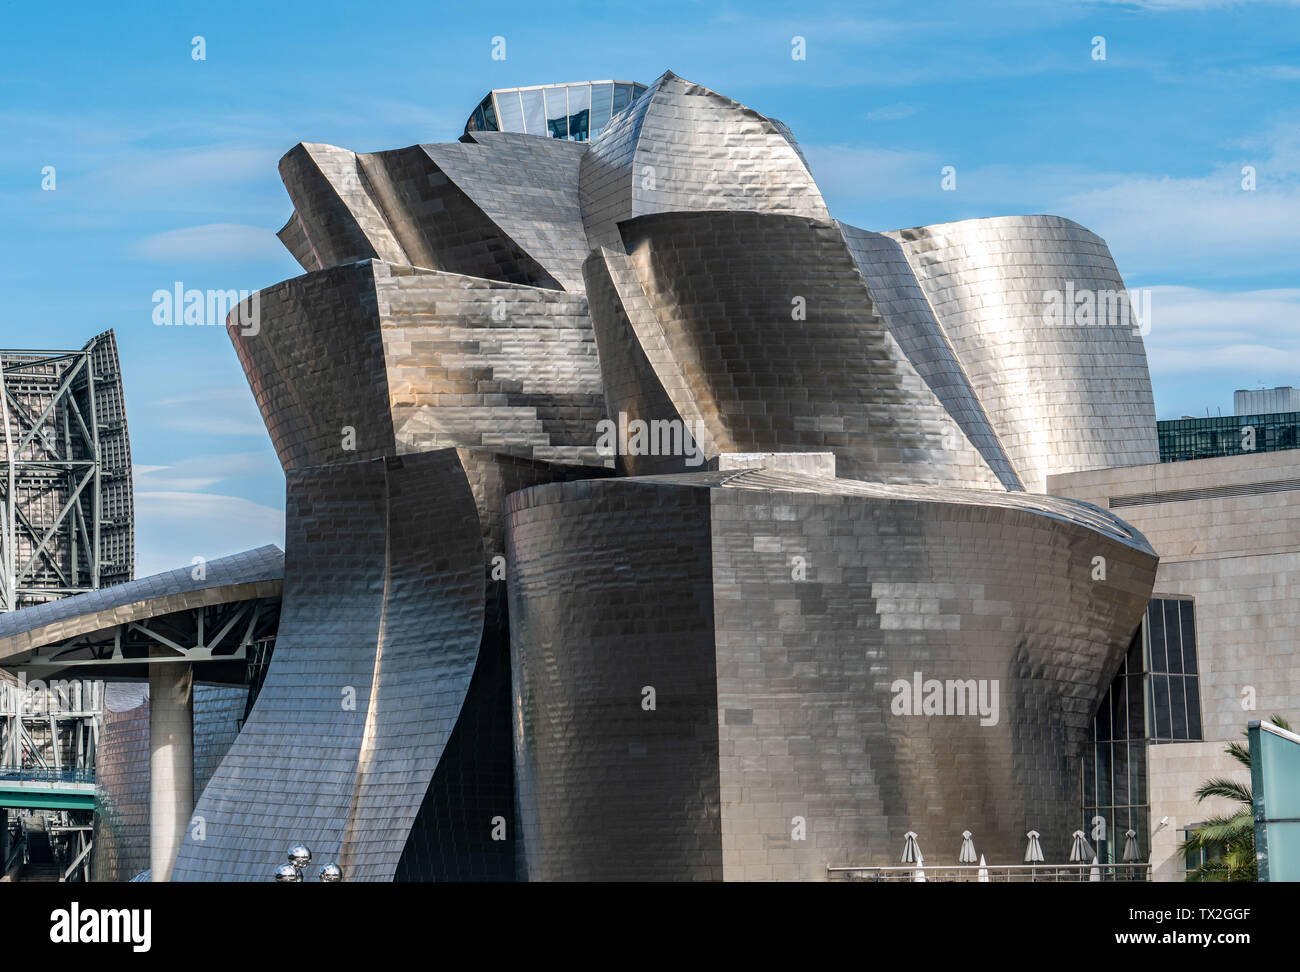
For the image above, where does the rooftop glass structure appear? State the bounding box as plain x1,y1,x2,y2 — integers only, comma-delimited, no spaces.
1158,411,1300,462
464,81,648,141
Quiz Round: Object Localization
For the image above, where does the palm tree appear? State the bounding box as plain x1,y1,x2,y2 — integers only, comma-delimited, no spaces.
1178,714,1291,882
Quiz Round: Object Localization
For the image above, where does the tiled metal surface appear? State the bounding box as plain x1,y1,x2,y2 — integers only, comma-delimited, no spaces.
887,216,1159,492
191,69,1166,882
838,223,1024,491
586,210,1005,487
229,261,608,472
506,472,1156,879
578,71,828,251
171,451,482,881
278,138,586,290
92,683,262,882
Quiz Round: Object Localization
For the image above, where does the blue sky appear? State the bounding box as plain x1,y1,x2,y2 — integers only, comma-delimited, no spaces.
1,0,1296,575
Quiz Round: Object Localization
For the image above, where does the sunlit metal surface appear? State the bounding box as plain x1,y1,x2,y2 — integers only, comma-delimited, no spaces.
176,68,1163,882
507,472,1156,879
885,216,1159,492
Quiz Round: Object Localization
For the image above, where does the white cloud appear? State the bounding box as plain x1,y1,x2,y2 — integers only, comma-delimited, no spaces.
134,451,276,492
1061,167,1300,280
133,223,283,262
803,118,1300,279
1140,285,1300,414
133,491,284,578
144,386,267,436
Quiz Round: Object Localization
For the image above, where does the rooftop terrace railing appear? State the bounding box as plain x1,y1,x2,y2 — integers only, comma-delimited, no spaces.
827,863,1151,882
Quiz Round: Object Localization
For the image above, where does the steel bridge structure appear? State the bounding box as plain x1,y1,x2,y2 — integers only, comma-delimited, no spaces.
0,329,133,613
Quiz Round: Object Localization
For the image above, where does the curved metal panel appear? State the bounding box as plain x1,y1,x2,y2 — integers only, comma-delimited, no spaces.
886,215,1159,492
507,479,723,881
230,262,607,474
279,139,587,291
578,70,829,251
421,134,589,292
593,210,1004,486
506,472,1156,880
838,222,1024,490
171,450,485,882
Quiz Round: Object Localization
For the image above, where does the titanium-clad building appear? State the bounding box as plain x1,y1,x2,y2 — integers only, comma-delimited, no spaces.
48,72,1163,880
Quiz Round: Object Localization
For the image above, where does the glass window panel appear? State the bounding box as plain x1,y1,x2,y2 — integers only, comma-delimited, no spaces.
1180,600,1198,674
1114,743,1130,806
1150,675,1171,739
520,88,545,135
1096,744,1113,806
543,86,569,138
1170,675,1188,738
633,83,647,99
1131,741,1148,798
1163,600,1184,673
1186,676,1203,739
1126,629,1143,672
482,95,498,131
566,84,590,140
496,90,524,132
612,83,633,114
1083,743,1097,804
471,105,486,132
1097,687,1113,741
1147,601,1167,672
590,82,613,137
1127,675,1144,738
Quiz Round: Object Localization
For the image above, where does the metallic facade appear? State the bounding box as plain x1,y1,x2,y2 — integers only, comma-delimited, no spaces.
0,329,133,611
133,69,1162,880
507,472,1157,879
884,216,1159,493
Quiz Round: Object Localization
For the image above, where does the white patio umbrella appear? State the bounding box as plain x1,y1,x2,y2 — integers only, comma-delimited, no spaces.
977,853,989,883
1069,830,1094,863
1024,830,1044,863
1122,829,1141,863
959,830,978,864
913,850,926,883
1090,853,1102,882
901,831,922,863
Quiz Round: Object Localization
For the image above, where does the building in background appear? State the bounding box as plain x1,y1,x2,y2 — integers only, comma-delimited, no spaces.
1158,411,1300,462
1159,386,1300,463
1051,449,1300,881
0,330,133,611
1235,386,1300,415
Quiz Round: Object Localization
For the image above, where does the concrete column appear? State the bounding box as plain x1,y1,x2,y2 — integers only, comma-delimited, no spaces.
149,663,193,882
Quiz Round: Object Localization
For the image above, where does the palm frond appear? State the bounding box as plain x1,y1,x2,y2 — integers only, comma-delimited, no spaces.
1194,778,1253,806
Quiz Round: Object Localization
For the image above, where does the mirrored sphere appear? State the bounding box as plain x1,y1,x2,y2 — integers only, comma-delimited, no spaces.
287,844,312,868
